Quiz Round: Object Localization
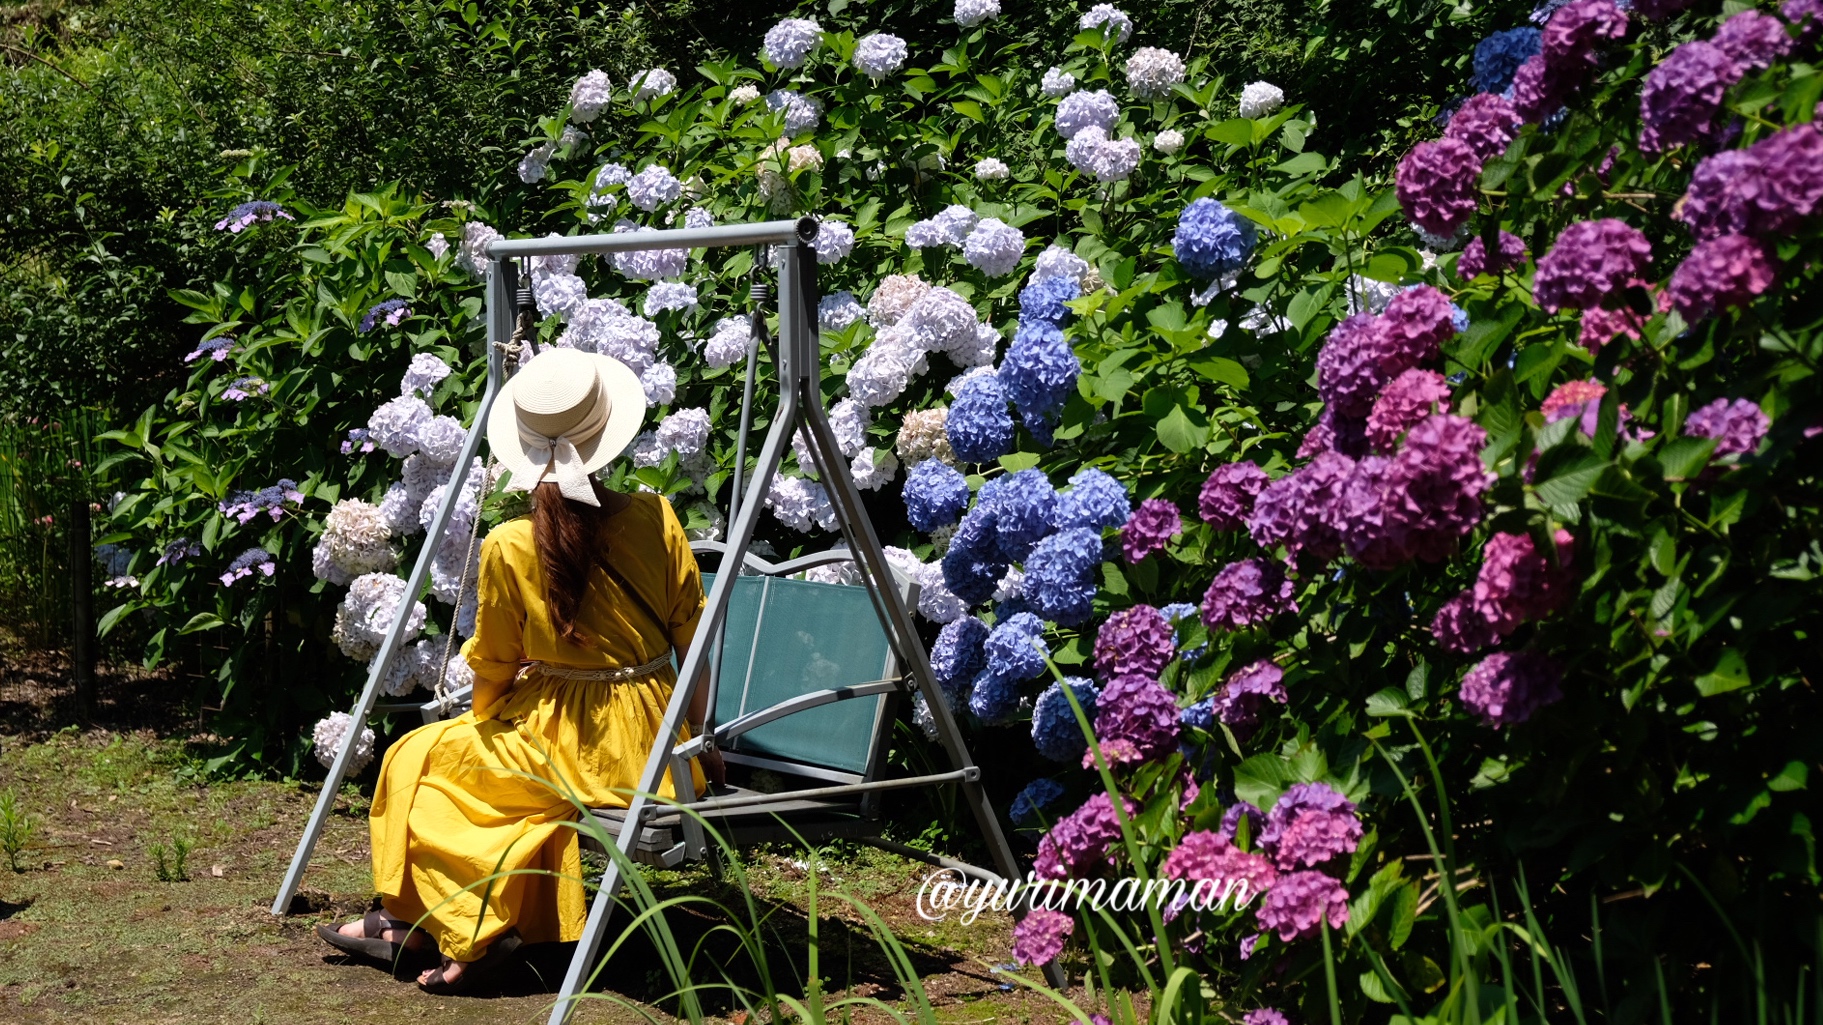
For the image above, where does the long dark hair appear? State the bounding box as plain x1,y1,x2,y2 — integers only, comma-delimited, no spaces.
532,478,616,646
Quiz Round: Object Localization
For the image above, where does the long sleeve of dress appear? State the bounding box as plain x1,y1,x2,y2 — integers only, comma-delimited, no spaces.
460,531,526,719
659,498,707,658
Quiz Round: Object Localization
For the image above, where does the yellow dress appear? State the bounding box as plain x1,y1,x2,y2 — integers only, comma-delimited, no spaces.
368,492,708,961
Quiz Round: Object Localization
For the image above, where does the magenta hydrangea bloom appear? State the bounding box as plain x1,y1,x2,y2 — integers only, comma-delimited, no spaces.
1379,285,1457,370
1511,54,1568,122
1011,908,1074,966
1243,1011,1291,1025
1092,674,1182,763
1541,0,1629,72
1458,230,1528,278
1121,498,1183,563
1432,591,1502,654
1679,126,1823,242
1317,314,1394,418
1367,369,1451,452
1638,41,1742,154
1202,558,1299,631
1259,782,1363,870
1580,302,1650,352
1685,397,1770,457
1094,605,1177,680
1333,415,1492,569
1255,870,1349,941
1249,451,1356,564
1033,792,1135,879
1445,93,1521,163
1473,529,1578,634
1533,219,1652,312
1680,150,1767,242
1162,830,1278,897
1460,650,1564,726
1199,461,1270,530
1542,379,1609,437
1713,9,1793,71
1298,406,1370,461
1396,137,1482,237
1786,0,1823,47
1669,234,1776,321
1213,660,1288,740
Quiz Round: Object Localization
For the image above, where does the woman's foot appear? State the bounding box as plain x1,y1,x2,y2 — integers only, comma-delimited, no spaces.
418,956,468,988
337,912,430,951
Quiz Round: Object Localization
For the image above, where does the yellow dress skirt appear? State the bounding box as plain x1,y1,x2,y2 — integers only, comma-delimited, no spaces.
367,495,708,961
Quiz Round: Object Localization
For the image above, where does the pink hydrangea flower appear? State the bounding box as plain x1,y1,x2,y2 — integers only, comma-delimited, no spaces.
1668,235,1776,321
1255,869,1350,941
1460,650,1564,726
1011,908,1074,966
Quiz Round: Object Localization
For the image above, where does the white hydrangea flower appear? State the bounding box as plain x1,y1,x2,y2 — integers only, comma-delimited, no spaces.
974,157,1010,180
1054,89,1119,140
904,220,953,249
765,90,823,134
378,638,437,698
954,0,1001,27
379,481,422,537
729,83,761,105
963,218,1025,277
1153,129,1185,154
631,68,676,101
593,163,632,192
554,297,632,351
1239,81,1285,119
626,165,682,212
641,362,677,405
896,407,957,466
1080,4,1134,42
569,70,613,122
915,563,968,623
1065,126,1142,182
316,498,397,584
1125,47,1185,99
791,428,822,477
1346,274,1402,316
854,32,908,80
946,365,999,396
850,447,899,491
331,572,426,661
868,274,931,327
414,415,466,466
403,452,452,502
703,317,754,368
425,232,449,261
311,712,376,773
818,291,869,331
902,287,977,352
590,309,662,373
810,218,855,264
845,331,926,408
766,475,838,532
1042,66,1076,98
787,144,823,173
456,222,503,279
400,352,451,397
764,17,822,69
527,238,580,282
950,321,1001,368
995,565,1026,602
802,560,863,585
607,220,687,280
631,430,665,469
684,207,713,230
518,140,556,183
1033,244,1093,288
911,691,939,739
532,271,590,320
368,395,432,457
643,281,698,316
656,408,711,459
829,398,871,458
419,459,486,540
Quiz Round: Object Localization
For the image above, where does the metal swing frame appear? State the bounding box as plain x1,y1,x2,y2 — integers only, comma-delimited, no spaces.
271,217,1061,1020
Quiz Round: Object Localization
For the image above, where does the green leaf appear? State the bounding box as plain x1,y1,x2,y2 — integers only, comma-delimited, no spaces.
1207,119,1255,146
1533,452,1607,509
1233,753,1296,809
1388,882,1419,949
1366,688,1413,717
178,612,225,634
1188,357,1248,391
1156,404,1210,454
951,100,985,122
1658,436,1718,480
1769,761,1810,792
997,452,1041,472
1695,648,1750,697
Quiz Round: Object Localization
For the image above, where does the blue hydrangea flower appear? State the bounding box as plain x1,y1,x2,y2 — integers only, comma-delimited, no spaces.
1159,601,1204,660
1172,198,1258,281
1180,697,1215,731
1055,467,1131,531
1031,677,1100,762
995,593,1037,622
1023,528,1103,626
931,616,991,690
983,611,1048,682
940,505,1008,605
1018,275,1081,326
1450,302,1470,333
999,321,1080,424
1009,778,1068,825
968,670,1020,722
986,468,1057,563
1472,27,1542,94
1023,410,1057,449
946,373,1015,463
358,298,412,334
904,459,972,532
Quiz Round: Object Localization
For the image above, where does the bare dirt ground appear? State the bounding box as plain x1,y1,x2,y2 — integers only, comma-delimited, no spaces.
0,647,1088,1025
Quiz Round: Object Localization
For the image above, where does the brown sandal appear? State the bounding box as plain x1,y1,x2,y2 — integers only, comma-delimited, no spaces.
417,929,523,995
316,909,436,974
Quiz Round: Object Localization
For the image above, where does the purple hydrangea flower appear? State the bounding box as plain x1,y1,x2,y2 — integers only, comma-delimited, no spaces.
1033,792,1134,879
358,298,411,333
218,479,302,524
1121,498,1182,564
1056,467,1131,531
1198,461,1269,530
1786,0,1823,47
1473,529,1578,634
1202,558,1298,631
941,504,1009,605
1248,452,1355,564
1367,369,1451,452
1638,42,1743,154
1024,528,1103,626
1256,870,1349,941
1432,590,1503,653
219,547,275,586
1541,379,1609,437
1094,605,1177,680
931,615,991,692
986,468,1058,562
1009,778,1067,824
1091,674,1182,764
223,376,269,401
1511,54,1570,123
1668,234,1777,321
1533,219,1652,312
1172,198,1259,280
1243,1011,1291,1025
1298,407,1369,460
1713,9,1793,71
1458,230,1528,279
1260,782,1362,870
1445,93,1521,163
904,459,972,532
1540,0,1629,74
156,538,201,566
1685,397,1770,457
1472,27,1543,94
1221,801,1264,843
1379,285,1457,371
1000,321,1080,424
1032,677,1100,761
1460,650,1564,726
342,427,375,455
1011,908,1073,966
1344,414,1492,568
1212,660,1287,741
1317,314,1394,419
1396,137,1482,237
947,372,1015,463
214,200,294,233
184,337,235,364
1161,830,1278,895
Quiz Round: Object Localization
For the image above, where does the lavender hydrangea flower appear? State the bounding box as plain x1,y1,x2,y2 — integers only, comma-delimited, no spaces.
904,459,972,532
1685,397,1770,457
1120,499,1181,563
358,298,412,334
1064,127,1142,182
1533,219,1652,311
625,165,682,212
1042,66,1076,97
1431,591,1502,653
931,615,991,697
1199,462,1270,530
1172,198,1259,281
1213,660,1287,741
1219,801,1265,844
184,337,235,364
1445,93,1521,163
1243,1009,1290,1025
1125,47,1185,99
220,547,275,586
1713,9,1792,71
1092,674,1181,764
341,427,375,455
1033,792,1134,880
1787,0,1823,46
1248,451,1355,564
963,218,1026,276
1472,27,1543,93
568,69,612,122
1540,0,1629,73
1460,650,1564,726
1396,137,1482,237
810,219,855,265
954,0,1001,27
1032,677,1100,761
1024,527,1103,625
1256,870,1349,941
763,17,821,68
1366,369,1451,452
157,538,201,566
1202,558,1298,631
1457,230,1528,277
1541,379,1609,437
1511,54,1569,123
854,32,908,79
1094,605,1176,680
818,291,867,332
1336,414,1493,568
214,200,293,233
1668,234,1776,320
764,89,823,134
1054,89,1119,140
1080,4,1134,42
1638,42,1742,154
1010,778,1067,824
1259,783,1359,863
629,68,676,102
1056,467,1131,531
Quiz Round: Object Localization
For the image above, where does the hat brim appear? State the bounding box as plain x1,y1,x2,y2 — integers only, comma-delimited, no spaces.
486,351,648,491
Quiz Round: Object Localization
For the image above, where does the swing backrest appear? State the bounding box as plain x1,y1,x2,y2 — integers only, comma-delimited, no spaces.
697,555,909,784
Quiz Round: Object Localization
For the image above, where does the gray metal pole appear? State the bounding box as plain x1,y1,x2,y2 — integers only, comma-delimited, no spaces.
490,220,804,258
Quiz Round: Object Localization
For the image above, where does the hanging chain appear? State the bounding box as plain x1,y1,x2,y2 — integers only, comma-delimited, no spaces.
491,267,539,375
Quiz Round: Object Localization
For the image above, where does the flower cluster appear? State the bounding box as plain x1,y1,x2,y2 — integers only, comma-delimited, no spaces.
1031,677,1100,762
1685,397,1770,457
854,32,907,80
1124,47,1184,99
214,200,294,233
311,711,377,774
1033,792,1135,879
219,547,275,586
1459,650,1564,726
219,479,304,524
358,298,411,333
1093,604,1176,680
1172,198,1258,281
1432,529,1577,653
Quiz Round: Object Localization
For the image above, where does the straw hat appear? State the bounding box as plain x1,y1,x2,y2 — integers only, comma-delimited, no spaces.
488,347,646,506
